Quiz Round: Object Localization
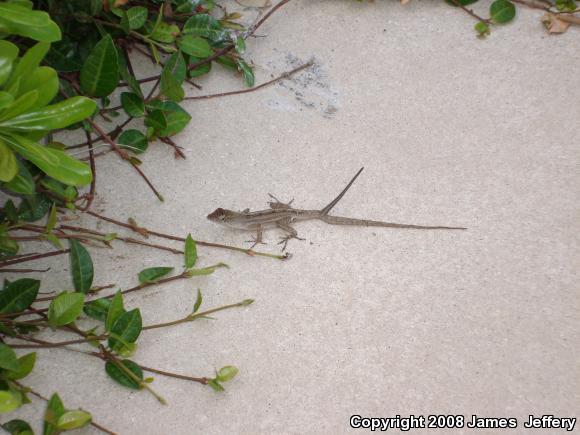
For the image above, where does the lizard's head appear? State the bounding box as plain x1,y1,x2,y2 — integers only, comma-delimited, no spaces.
207,208,232,223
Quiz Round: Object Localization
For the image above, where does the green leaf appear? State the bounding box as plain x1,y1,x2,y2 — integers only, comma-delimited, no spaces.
150,22,180,43
0,91,39,122
0,391,20,414
237,59,254,87
118,129,148,154
0,233,18,258
45,40,82,72
216,365,238,382
490,0,516,23
164,51,186,84
0,96,97,131
108,308,142,351
235,36,246,54
183,14,224,41
192,288,202,313
120,92,145,117
79,35,120,97
117,51,143,97
56,410,92,430
0,92,14,110
4,160,34,195
0,278,40,314
0,139,17,182
0,3,61,42
2,132,92,186
83,297,111,322
0,343,19,371
126,6,148,29
144,109,167,134
160,63,184,102
207,379,224,392
69,239,93,293
0,41,18,87
2,419,33,435
6,352,36,380
105,290,124,332
474,21,490,37
105,359,143,390
43,393,65,435
17,66,59,109
47,292,85,328
187,56,211,78
138,266,173,284
5,42,50,90
178,35,213,58
184,234,197,269
144,101,191,137
46,203,57,232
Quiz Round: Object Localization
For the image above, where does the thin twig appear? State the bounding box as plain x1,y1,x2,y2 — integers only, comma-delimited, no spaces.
448,0,489,22
184,61,313,101
0,249,69,267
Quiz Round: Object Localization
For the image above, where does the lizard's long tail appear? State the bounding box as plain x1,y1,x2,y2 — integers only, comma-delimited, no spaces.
320,167,365,216
320,215,466,230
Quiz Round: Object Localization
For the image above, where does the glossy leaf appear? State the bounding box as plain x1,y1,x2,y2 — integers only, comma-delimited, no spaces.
0,139,17,182
0,391,20,414
0,96,97,131
138,266,173,284
105,290,124,332
0,41,18,87
108,308,142,351
4,160,34,194
184,234,197,269
105,359,143,390
68,239,93,293
83,297,111,321
79,35,119,97
0,343,19,371
0,278,40,314
43,393,65,435
5,42,50,90
120,92,145,117
2,419,33,435
490,0,516,23
6,352,36,380
0,92,14,110
145,101,191,137
0,3,60,42
178,35,212,58
18,66,59,109
56,410,92,430
0,91,39,122
118,129,148,154
3,132,92,186
126,6,148,29
47,292,85,328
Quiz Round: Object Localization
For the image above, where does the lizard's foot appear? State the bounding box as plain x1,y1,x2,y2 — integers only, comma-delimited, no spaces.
268,193,294,210
245,236,266,250
277,234,304,251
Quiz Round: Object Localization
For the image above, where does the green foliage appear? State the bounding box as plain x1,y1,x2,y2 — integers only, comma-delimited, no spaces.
68,239,94,293
138,266,174,284
47,292,85,328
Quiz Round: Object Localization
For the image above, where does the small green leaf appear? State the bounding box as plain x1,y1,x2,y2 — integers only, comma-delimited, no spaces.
235,36,246,54
182,14,223,40
46,203,57,232
120,92,145,117
43,393,65,435
0,278,40,314
0,391,20,414
69,239,93,294
177,35,213,58
5,42,49,90
0,343,19,371
0,3,60,42
6,352,36,380
118,129,148,154
83,297,111,322
188,56,211,78
160,64,184,102
47,292,85,328
184,234,197,269
490,0,516,23
216,365,238,382
150,22,180,43
105,359,143,390
108,309,142,352
207,379,224,392
138,266,173,284
474,20,490,37
164,51,186,85
237,59,254,87
2,419,33,435
126,6,148,29
56,410,92,430
0,139,17,182
192,288,202,313
79,35,119,97
105,290,124,332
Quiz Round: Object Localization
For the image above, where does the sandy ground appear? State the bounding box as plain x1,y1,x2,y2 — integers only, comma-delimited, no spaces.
5,1,580,434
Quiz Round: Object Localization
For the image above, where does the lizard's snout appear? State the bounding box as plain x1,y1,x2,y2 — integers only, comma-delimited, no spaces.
207,208,226,221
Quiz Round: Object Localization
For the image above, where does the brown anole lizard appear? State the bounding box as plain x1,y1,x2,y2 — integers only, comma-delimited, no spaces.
207,167,466,250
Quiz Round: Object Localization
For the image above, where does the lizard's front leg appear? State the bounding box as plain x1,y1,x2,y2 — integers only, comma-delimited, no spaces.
276,220,304,251
245,225,265,249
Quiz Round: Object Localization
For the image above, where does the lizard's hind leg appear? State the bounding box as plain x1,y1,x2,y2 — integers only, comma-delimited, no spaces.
276,220,304,251
268,193,294,210
245,225,265,249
